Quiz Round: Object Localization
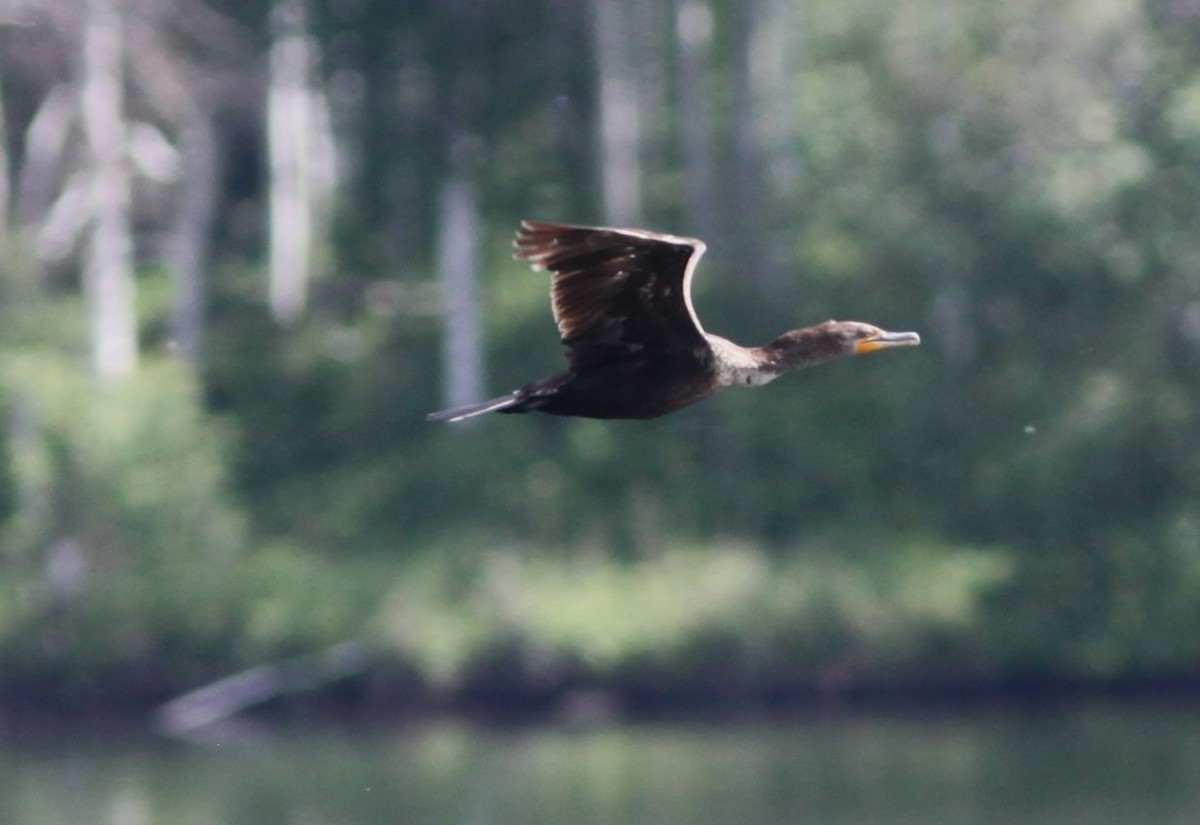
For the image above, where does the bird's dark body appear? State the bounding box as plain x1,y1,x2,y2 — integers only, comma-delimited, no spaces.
426,221,920,423
501,349,717,419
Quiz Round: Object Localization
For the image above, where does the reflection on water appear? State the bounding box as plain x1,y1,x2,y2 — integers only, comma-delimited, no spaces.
3,703,1200,825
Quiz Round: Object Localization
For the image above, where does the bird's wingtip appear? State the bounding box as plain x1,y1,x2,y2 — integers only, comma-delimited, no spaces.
427,394,520,423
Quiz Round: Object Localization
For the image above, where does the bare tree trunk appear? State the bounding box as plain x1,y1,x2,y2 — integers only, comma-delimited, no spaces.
752,1,804,197
82,0,137,381
267,0,334,324
436,153,484,416
168,112,218,363
730,0,770,293
267,0,311,324
673,0,719,245
729,0,804,312
0,79,10,261
590,0,642,226
122,8,232,367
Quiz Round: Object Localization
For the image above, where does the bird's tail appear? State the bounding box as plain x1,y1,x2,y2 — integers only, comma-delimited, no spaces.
426,393,521,423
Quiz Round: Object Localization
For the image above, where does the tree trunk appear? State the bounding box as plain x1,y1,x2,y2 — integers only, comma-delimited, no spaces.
0,78,10,261
673,0,719,246
590,0,642,226
729,0,804,313
752,1,804,197
168,112,218,364
729,0,780,307
82,0,138,381
435,160,484,416
267,0,334,324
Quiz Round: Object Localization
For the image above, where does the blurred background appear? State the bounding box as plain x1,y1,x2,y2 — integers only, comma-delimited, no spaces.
3,0,1200,821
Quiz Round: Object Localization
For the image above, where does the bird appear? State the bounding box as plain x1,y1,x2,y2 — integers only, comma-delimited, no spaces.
427,221,920,422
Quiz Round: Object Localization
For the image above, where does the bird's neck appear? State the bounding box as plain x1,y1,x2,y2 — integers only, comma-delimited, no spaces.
757,329,841,372
705,335,777,387
708,329,844,388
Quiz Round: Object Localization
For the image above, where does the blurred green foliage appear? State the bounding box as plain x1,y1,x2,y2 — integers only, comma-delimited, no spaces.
377,538,1008,697
0,345,247,695
2,0,1200,708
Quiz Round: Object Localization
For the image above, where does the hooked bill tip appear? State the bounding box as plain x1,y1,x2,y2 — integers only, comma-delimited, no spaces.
889,331,920,346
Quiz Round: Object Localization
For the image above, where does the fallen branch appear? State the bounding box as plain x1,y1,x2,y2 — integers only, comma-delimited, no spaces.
155,641,368,736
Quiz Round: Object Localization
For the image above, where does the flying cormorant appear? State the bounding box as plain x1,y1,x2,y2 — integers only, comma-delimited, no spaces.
428,221,920,422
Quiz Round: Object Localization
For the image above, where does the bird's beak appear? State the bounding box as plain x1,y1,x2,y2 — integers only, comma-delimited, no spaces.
854,330,921,354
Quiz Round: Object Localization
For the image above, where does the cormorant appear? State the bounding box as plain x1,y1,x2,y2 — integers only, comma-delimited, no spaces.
428,221,920,422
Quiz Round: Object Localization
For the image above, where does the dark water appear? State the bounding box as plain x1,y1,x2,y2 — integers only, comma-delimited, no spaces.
3,702,1200,824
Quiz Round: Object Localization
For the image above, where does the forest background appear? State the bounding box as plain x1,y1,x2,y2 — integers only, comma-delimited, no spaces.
2,0,1200,717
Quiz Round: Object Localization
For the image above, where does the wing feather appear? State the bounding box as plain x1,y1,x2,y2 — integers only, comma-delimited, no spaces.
514,221,710,368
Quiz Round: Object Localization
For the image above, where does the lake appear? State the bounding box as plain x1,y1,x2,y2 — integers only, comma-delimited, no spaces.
3,701,1199,824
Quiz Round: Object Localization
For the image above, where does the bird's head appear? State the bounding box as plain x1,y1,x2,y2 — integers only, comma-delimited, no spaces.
826,320,922,356
763,320,920,370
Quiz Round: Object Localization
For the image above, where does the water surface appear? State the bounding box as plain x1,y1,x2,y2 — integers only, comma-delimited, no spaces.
3,702,1199,824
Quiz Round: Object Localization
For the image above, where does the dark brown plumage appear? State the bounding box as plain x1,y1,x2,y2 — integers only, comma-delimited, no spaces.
428,221,920,422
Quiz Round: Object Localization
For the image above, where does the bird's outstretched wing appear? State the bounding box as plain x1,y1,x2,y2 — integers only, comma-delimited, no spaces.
514,221,710,368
